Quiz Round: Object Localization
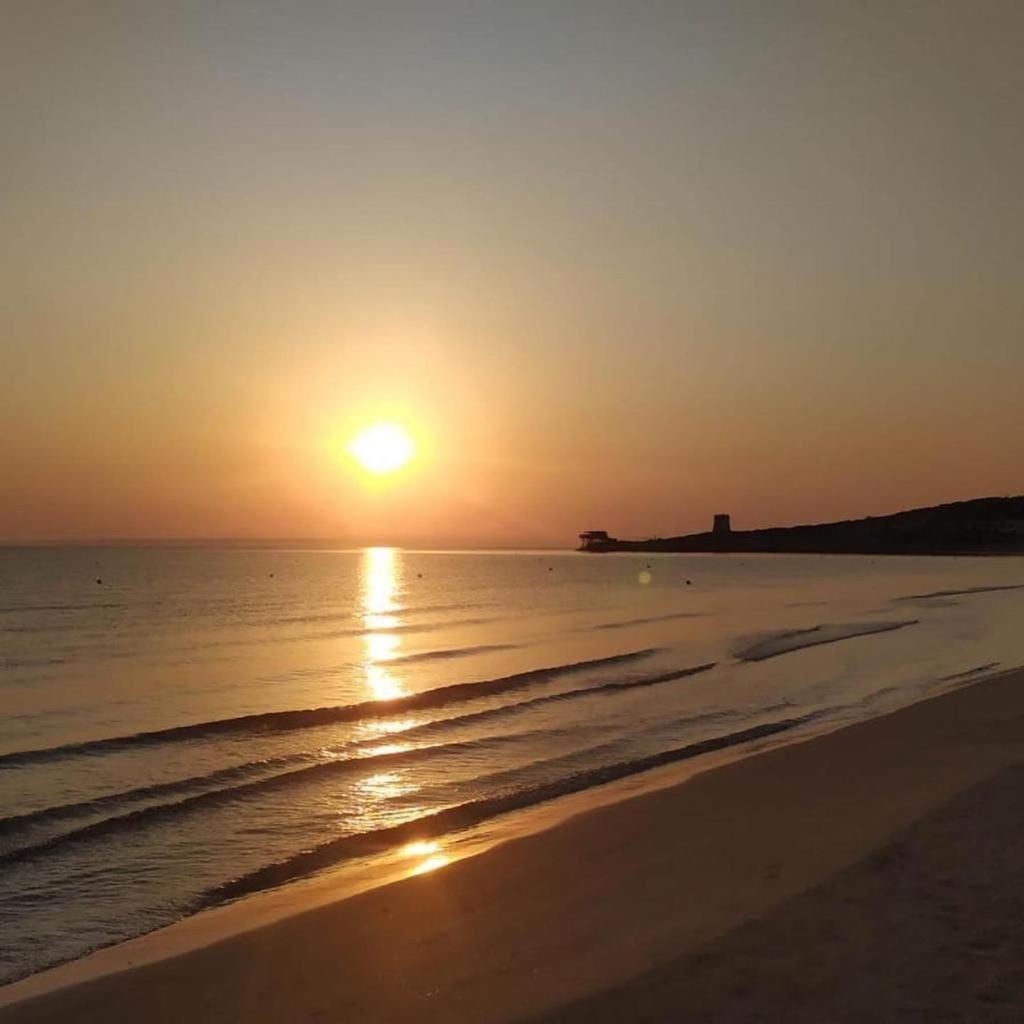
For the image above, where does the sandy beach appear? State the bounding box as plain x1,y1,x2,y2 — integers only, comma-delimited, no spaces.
2,665,1022,1023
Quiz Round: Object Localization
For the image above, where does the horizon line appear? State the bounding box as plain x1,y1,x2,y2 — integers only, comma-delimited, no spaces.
0,538,569,551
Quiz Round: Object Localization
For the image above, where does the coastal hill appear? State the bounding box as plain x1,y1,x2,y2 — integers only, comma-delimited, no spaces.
579,496,1024,555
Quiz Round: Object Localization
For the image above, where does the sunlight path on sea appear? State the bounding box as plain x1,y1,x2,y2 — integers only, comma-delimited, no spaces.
360,548,406,701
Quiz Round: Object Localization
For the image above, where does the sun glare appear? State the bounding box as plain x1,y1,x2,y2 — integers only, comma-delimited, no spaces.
348,422,415,475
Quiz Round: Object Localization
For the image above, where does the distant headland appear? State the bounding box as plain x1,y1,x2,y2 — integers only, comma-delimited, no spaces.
579,496,1024,556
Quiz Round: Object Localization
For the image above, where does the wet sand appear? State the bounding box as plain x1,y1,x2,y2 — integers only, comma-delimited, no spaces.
3,667,1024,1023
542,763,1024,1022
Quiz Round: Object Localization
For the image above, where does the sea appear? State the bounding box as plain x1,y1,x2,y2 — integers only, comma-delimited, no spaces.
2,546,1024,985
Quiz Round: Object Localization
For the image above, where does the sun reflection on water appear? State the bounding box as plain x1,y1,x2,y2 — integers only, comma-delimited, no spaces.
360,548,407,701
343,768,423,833
358,717,419,738
355,771,417,801
360,742,411,758
354,549,446,876
366,632,400,662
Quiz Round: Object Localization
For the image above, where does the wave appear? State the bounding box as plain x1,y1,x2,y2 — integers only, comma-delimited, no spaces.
395,601,498,617
246,602,494,630
4,613,512,661
203,714,813,906
592,611,704,631
0,660,714,863
350,661,717,749
173,614,509,653
0,649,658,768
0,602,124,615
0,753,309,844
247,609,354,629
894,583,1024,602
278,616,502,643
734,620,918,662
936,661,1001,684
0,655,68,671
386,644,518,665
0,737,523,866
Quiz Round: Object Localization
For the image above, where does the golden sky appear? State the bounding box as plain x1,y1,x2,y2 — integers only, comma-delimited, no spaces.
3,2,1022,545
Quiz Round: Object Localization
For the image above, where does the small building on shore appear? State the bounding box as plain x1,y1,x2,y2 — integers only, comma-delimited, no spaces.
578,530,612,551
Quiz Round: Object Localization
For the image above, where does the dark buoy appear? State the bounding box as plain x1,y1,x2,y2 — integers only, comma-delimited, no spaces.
96,578,103,585
685,579,692,585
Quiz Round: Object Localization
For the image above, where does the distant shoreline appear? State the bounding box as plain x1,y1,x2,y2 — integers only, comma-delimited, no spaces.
580,494,1024,556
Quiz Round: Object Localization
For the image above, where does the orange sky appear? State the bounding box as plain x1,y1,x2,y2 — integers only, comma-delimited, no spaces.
3,2,1022,546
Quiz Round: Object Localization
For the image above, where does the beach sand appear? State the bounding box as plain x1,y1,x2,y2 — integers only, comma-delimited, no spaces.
3,667,1023,1023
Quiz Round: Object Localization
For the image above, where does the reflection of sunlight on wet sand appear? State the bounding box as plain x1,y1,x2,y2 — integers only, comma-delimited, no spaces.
409,855,449,875
402,839,450,875
403,840,440,857
360,548,407,701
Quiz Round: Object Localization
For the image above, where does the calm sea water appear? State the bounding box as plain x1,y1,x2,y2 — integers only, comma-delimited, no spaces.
2,546,1024,984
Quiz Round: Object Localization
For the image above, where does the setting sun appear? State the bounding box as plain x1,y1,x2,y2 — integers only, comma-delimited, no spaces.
348,423,415,476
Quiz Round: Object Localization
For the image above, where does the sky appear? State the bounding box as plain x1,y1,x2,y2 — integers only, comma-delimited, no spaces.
3,1,1022,547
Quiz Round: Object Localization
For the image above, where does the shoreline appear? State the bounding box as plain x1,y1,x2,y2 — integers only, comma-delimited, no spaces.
0,704,840,1004
3,664,1024,1021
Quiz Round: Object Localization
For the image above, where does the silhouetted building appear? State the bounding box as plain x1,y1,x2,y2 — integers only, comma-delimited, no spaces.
578,530,612,551
713,514,731,535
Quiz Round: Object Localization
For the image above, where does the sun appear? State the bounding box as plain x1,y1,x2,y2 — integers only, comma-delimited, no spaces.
348,422,416,475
